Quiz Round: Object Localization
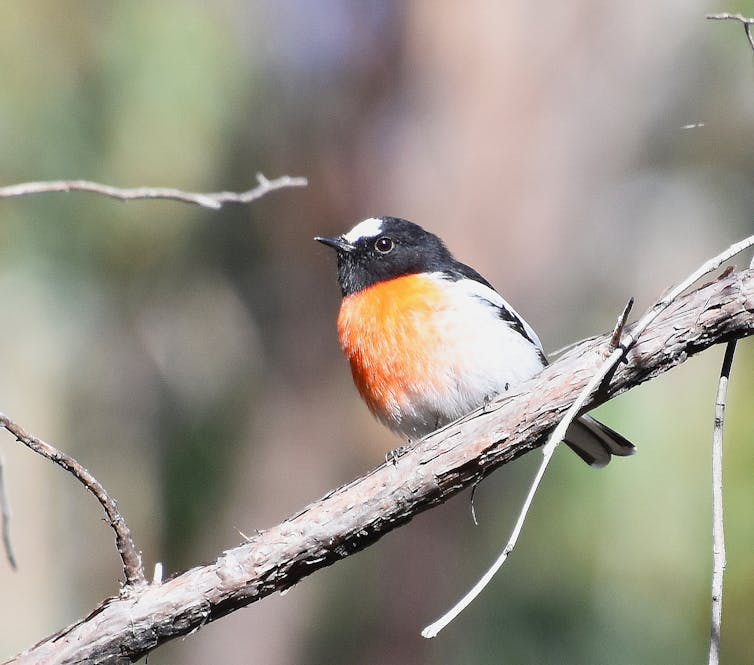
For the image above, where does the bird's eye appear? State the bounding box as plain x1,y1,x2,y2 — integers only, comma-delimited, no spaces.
374,237,394,254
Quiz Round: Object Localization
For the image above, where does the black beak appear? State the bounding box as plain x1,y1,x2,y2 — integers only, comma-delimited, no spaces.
314,235,355,253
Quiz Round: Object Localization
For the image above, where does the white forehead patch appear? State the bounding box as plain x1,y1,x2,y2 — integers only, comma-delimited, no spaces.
343,217,383,244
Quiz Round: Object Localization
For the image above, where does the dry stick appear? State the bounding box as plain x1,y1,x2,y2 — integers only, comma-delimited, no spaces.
0,414,145,587
707,12,754,51
0,173,308,210
422,343,629,637
422,234,754,638
708,340,735,665
0,453,16,569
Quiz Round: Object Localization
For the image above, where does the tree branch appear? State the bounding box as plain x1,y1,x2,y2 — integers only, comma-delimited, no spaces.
0,173,308,210
707,12,754,51
6,263,754,664
0,415,145,587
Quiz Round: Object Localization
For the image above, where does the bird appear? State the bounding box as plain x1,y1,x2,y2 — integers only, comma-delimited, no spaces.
315,216,635,466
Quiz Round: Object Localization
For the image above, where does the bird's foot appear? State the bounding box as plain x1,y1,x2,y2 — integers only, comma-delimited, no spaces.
385,441,413,465
482,386,508,412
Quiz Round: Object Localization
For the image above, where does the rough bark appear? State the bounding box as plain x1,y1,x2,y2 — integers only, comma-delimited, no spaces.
7,268,754,665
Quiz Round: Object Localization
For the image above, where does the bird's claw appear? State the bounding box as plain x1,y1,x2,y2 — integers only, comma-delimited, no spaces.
385,442,412,465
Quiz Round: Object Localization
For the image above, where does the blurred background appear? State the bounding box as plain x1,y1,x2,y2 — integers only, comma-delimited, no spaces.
1,1,753,663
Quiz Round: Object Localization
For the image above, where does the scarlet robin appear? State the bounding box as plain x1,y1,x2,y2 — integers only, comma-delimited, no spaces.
316,217,635,465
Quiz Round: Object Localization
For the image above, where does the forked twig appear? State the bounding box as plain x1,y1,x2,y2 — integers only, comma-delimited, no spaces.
0,173,307,210
0,413,145,586
707,13,754,51
422,234,754,638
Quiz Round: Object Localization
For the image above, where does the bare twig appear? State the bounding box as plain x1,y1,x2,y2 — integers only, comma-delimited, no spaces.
0,173,307,210
6,263,754,663
0,453,16,569
707,12,754,51
422,236,754,637
423,342,632,637
422,423,557,638
425,300,638,636
0,414,145,587
706,254,753,663
708,340,735,665
706,12,754,23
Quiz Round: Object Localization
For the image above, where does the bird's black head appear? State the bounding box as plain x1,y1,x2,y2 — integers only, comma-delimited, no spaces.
315,217,454,296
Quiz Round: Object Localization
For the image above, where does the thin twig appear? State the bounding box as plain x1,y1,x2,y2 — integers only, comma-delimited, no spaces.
708,340,735,665
0,173,308,210
422,432,556,638
0,413,145,586
0,453,17,569
707,13,754,51
706,253,753,662
422,234,754,638
422,344,626,638
706,12,754,23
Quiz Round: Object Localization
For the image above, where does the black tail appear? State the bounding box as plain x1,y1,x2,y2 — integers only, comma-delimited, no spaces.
564,415,636,467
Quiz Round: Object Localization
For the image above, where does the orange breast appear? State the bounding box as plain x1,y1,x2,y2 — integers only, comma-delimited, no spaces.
337,274,448,421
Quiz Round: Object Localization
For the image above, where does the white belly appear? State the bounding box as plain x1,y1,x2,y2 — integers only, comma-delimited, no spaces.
391,275,546,438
